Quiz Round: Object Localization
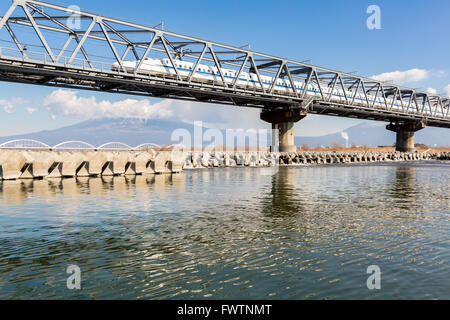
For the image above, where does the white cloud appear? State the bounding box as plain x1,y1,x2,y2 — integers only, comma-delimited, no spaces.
0,98,29,114
444,84,450,97
426,88,437,95
43,89,174,120
370,68,429,85
26,107,38,114
43,89,264,129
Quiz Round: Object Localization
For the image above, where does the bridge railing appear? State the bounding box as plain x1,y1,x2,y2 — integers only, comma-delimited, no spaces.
0,0,448,123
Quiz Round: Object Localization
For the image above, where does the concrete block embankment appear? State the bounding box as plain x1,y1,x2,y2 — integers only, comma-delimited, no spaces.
0,150,184,181
182,150,449,169
277,151,449,165
1,150,448,181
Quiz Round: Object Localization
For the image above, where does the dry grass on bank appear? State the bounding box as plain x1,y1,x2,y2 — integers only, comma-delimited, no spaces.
152,145,450,153
297,146,450,153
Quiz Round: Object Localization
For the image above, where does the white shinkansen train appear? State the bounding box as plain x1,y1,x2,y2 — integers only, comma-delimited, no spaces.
112,58,408,111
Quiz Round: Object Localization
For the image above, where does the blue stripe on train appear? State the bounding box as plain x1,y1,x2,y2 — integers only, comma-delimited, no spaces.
160,64,398,107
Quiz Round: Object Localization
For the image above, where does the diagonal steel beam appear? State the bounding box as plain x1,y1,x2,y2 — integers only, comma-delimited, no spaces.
300,69,313,98
249,55,266,94
371,84,380,108
56,34,73,62
360,81,370,107
379,84,389,110
268,62,284,94
326,75,338,102
397,89,404,111
103,21,139,60
406,90,413,113
21,4,56,62
0,2,18,30
188,44,207,83
208,45,228,88
390,88,398,111
134,33,157,75
429,96,438,117
27,2,93,67
284,64,298,97
4,23,27,59
312,69,324,100
439,98,445,118
232,54,249,89
338,75,349,103
160,35,180,80
68,18,96,65
350,79,361,106
121,45,132,61
99,20,125,71
413,93,420,113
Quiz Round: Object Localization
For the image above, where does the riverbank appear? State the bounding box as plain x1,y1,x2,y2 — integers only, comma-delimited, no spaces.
0,149,449,180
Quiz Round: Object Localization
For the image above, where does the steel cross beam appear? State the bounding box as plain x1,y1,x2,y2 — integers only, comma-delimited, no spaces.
0,0,448,128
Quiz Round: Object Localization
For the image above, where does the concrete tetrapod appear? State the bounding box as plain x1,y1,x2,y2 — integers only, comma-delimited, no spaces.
0,150,31,180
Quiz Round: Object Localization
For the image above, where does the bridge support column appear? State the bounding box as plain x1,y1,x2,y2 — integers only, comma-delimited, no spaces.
386,121,426,152
260,108,307,153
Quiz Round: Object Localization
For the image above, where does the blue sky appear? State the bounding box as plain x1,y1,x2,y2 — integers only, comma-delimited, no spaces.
0,0,449,137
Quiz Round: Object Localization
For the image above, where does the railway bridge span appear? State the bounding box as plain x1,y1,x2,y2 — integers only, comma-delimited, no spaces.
0,0,449,152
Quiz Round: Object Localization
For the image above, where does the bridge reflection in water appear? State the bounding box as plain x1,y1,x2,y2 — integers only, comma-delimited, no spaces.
0,165,422,211
0,174,186,204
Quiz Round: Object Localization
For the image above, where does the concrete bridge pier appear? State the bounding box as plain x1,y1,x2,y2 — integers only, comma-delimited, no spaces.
260,108,307,153
386,121,426,152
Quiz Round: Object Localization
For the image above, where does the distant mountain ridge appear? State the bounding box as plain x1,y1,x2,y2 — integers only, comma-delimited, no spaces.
295,122,449,147
0,118,448,148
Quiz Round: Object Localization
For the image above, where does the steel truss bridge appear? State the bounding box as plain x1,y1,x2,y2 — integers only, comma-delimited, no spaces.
0,0,449,129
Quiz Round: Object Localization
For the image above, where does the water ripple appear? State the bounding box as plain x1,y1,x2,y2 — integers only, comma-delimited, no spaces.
0,162,449,299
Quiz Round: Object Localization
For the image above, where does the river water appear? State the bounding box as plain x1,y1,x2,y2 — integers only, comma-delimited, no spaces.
0,161,449,299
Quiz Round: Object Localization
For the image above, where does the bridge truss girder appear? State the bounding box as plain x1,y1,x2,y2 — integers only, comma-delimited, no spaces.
0,0,448,128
